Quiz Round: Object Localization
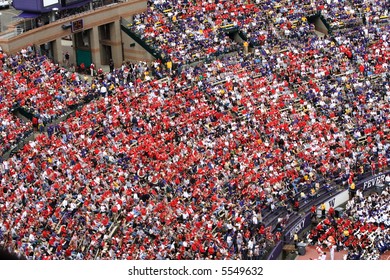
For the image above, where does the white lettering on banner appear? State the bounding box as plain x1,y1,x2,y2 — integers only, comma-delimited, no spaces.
324,190,349,211
328,198,336,208
289,219,306,240
362,174,385,190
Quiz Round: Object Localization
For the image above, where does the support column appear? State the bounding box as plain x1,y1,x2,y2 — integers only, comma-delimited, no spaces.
71,35,77,67
110,19,123,68
90,26,102,67
52,38,63,65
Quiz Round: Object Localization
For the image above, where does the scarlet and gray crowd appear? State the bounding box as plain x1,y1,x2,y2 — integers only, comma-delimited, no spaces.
0,0,389,260
0,51,32,157
307,186,390,260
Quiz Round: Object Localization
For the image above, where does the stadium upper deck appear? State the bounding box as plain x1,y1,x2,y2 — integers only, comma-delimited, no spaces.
0,0,389,260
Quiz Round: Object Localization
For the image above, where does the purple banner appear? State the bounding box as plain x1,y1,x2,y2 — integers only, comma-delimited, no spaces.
284,213,312,244
357,170,389,192
12,0,91,12
267,213,311,260
267,241,283,260
13,0,42,12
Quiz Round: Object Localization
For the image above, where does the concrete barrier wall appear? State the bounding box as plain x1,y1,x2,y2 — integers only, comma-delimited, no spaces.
314,16,329,35
121,30,155,63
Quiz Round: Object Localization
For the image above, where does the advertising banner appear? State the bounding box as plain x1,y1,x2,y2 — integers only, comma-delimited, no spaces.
283,213,312,244
358,170,389,192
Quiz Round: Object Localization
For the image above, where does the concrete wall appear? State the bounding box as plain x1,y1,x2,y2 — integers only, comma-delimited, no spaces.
314,17,329,35
121,30,155,63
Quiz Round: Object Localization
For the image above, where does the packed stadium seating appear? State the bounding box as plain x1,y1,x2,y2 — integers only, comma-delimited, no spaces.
0,0,389,260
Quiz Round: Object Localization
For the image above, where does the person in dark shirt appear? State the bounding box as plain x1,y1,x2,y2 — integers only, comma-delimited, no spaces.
109,58,114,72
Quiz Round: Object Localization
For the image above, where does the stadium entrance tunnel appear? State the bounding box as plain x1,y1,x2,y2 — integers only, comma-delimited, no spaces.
307,13,330,36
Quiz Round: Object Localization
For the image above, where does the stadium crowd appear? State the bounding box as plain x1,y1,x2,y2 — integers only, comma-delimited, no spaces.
0,51,33,158
307,187,390,260
129,0,246,64
0,0,389,260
